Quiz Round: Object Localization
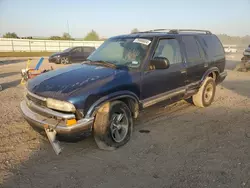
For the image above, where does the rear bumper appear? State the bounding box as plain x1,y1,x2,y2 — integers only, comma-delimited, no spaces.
20,100,93,136
217,71,227,83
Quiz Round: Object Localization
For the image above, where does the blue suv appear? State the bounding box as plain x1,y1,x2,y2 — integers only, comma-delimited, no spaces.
20,29,227,153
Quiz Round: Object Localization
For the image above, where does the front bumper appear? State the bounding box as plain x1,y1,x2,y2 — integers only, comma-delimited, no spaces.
20,100,94,136
48,56,60,63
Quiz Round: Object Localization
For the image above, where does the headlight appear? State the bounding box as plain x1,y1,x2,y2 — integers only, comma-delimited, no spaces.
56,55,60,58
46,98,76,112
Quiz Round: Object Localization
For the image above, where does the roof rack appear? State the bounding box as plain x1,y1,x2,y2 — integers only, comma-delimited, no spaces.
169,29,212,34
134,29,212,35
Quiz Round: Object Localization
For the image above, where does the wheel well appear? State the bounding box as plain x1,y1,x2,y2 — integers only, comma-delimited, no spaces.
118,98,139,119
208,71,218,82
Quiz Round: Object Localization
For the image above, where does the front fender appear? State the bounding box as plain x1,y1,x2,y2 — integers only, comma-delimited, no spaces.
85,90,140,118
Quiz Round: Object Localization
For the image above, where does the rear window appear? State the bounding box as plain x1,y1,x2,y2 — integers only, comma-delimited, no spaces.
198,35,224,60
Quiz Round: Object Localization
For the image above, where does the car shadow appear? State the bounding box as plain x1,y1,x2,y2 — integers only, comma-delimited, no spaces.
0,59,30,66
221,79,250,98
0,72,20,78
0,79,21,91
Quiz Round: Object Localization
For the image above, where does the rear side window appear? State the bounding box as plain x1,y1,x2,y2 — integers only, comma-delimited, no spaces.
198,35,224,60
83,47,95,53
182,36,202,63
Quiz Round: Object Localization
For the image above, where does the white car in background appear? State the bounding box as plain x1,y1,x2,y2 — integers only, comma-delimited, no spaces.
224,46,238,53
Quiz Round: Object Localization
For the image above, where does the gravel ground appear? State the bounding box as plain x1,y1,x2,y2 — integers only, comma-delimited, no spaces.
0,55,250,188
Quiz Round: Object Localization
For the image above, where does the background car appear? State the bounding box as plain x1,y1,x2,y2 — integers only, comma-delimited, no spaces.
48,46,96,64
224,46,238,53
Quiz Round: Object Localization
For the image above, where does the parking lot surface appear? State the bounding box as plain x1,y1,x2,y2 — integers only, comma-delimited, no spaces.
0,55,250,188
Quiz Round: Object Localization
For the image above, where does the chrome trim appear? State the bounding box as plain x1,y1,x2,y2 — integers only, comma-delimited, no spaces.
25,97,75,120
27,90,47,102
142,88,186,108
20,101,93,134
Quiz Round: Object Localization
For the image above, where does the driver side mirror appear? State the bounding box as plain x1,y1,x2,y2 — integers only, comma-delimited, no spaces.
149,57,170,70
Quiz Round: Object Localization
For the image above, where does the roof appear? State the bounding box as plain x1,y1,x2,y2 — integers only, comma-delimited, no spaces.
110,29,212,39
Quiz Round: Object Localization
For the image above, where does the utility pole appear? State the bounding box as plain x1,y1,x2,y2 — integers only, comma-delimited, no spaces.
67,20,70,35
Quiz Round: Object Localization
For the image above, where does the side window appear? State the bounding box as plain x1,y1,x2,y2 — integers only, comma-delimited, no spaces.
196,39,206,59
198,35,224,60
182,36,202,63
72,47,82,53
83,47,95,53
153,38,182,64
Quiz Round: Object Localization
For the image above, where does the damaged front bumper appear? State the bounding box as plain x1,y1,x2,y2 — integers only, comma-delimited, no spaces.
20,100,94,135
20,99,94,154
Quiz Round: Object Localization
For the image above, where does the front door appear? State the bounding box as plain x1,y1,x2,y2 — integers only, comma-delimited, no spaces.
81,47,95,61
141,37,187,101
71,47,83,62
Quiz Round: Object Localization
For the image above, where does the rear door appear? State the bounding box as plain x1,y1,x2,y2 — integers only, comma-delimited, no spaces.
181,35,208,84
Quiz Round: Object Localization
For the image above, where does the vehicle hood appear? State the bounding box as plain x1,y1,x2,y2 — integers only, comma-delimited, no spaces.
27,64,123,100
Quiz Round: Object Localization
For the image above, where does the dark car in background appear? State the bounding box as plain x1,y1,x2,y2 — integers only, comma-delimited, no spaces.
49,46,96,64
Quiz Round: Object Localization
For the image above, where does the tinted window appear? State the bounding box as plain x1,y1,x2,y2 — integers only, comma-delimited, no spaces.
198,35,224,60
83,47,95,53
182,36,201,63
72,47,82,53
153,38,182,64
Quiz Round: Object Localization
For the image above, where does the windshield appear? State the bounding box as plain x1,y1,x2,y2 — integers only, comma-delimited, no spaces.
63,47,73,52
87,38,151,69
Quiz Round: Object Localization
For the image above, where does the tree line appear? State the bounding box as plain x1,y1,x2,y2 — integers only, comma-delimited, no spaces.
2,30,101,41
2,29,250,45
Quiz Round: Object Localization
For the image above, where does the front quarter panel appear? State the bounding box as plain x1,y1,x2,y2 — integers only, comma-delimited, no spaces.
68,70,141,118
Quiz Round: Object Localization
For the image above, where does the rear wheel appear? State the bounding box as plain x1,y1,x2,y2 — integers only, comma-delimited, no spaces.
192,77,216,107
93,101,133,150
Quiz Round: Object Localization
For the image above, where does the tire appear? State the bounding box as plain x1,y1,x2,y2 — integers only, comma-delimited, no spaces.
93,101,133,150
60,57,70,64
192,77,216,108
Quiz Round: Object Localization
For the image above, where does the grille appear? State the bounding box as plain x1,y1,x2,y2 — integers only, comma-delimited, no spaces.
26,93,46,107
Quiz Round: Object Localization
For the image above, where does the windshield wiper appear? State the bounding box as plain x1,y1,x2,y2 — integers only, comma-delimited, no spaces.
84,59,116,68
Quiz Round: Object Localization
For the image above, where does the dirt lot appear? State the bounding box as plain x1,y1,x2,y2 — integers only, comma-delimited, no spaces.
0,54,250,188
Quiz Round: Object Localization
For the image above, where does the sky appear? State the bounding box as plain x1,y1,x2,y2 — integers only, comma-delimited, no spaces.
0,0,249,38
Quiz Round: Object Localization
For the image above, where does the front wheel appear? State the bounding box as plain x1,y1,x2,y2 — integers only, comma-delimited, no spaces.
93,101,133,150
192,77,216,107
60,57,70,64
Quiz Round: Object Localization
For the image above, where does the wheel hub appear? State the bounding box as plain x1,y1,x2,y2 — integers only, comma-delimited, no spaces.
110,112,129,143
